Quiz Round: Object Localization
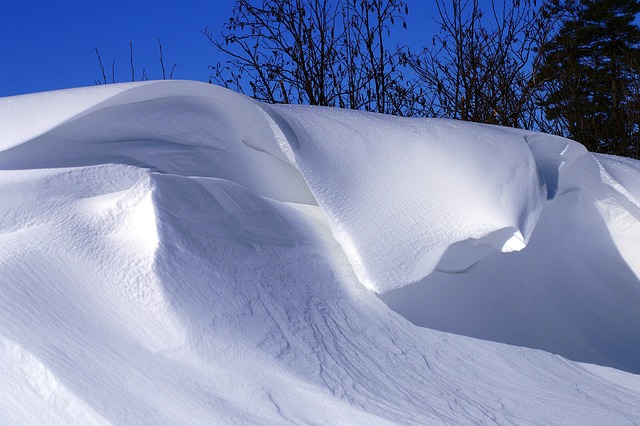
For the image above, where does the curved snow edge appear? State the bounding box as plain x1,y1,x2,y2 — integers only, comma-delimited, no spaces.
265,104,547,293
10,81,635,294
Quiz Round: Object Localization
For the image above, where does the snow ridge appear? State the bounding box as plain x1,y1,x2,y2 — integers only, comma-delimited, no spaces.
2,81,640,424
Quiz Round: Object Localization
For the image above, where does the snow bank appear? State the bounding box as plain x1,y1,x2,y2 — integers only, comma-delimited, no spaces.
0,81,314,205
0,81,550,293
2,81,640,424
269,105,546,291
380,130,640,373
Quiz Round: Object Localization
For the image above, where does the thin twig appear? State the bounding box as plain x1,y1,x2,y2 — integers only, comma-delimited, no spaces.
95,47,107,84
158,38,166,80
130,41,135,81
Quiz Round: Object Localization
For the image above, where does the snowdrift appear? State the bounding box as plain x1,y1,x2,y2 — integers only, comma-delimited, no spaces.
1,81,639,424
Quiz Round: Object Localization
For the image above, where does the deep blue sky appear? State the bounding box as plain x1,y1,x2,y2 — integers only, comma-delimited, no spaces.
1,0,437,97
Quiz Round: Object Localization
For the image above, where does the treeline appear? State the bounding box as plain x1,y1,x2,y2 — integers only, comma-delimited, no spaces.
205,0,640,158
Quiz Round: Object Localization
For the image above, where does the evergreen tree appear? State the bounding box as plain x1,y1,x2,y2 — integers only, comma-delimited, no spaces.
536,0,640,157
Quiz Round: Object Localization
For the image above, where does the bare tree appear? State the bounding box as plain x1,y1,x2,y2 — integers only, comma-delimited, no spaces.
340,0,412,114
204,0,415,115
408,0,556,128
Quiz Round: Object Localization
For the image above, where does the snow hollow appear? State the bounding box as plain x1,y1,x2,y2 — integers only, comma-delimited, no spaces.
1,80,639,424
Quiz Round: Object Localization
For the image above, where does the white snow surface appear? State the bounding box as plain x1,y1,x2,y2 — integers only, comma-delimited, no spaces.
1,80,639,424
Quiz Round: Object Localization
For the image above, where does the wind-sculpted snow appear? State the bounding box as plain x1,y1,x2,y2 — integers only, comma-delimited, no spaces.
1,81,640,424
268,105,546,291
382,135,640,373
0,82,314,206
0,82,547,292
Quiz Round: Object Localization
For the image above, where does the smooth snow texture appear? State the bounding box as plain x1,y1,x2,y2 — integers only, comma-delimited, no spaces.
268,105,546,291
1,81,640,424
381,133,640,374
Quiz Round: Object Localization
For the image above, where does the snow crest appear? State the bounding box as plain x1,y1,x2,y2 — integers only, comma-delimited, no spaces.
268,105,546,291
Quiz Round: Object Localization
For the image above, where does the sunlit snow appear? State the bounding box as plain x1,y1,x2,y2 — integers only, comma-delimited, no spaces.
1,81,639,424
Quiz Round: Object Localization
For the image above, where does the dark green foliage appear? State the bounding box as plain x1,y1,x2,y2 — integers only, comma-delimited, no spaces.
536,0,640,157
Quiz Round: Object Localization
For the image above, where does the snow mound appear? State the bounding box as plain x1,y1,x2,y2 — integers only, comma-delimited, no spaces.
0,81,314,205
1,81,551,293
269,106,546,291
2,81,640,423
382,134,640,373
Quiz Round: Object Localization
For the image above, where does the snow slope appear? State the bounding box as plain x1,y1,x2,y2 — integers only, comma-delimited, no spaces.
1,80,639,424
